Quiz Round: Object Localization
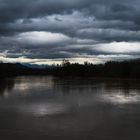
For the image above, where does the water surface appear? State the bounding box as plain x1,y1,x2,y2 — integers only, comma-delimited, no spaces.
0,76,140,140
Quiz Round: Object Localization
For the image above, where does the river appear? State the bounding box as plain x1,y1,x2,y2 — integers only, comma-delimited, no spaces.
0,76,140,140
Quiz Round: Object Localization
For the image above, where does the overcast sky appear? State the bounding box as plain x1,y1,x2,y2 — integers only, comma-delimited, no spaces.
0,0,140,64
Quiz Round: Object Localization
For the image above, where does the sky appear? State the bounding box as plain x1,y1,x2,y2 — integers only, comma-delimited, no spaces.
0,0,140,65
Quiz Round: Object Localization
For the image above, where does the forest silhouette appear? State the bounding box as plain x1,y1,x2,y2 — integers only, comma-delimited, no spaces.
0,59,140,78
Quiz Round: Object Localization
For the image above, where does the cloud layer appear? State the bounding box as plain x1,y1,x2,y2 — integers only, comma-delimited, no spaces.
0,0,140,64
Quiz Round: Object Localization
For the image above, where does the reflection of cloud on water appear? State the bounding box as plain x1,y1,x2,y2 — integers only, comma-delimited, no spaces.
100,91,140,105
18,103,67,117
14,76,54,91
0,79,15,97
16,93,98,117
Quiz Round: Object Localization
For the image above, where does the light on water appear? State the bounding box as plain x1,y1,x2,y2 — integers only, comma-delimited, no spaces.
19,103,67,117
100,91,140,105
0,76,140,140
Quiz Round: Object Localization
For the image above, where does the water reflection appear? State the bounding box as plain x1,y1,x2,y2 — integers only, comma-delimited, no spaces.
0,77,140,140
100,92,140,104
1,77,140,109
19,103,67,116
0,78,15,97
14,76,54,91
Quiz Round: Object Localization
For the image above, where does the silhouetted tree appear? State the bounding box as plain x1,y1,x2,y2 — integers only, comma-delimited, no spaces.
1,59,140,78
62,59,70,67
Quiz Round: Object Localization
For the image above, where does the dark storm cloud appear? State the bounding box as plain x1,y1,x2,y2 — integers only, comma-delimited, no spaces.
0,0,138,31
0,0,140,61
0,0,140,30
0,0,91,22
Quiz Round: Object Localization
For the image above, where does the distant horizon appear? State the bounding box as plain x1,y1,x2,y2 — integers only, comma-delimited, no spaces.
0,54,140,65
0,55,140,66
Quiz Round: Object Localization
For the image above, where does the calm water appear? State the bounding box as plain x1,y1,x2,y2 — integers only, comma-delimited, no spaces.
0,76,140,140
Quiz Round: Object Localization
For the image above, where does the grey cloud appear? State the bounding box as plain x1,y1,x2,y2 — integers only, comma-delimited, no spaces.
77,28,140,42
0,0,140,61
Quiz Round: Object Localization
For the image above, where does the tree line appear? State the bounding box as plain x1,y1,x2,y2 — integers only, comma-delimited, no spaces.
1,59,140,78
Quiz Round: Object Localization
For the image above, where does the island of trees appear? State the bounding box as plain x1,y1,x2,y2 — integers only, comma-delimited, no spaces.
0,59,140,79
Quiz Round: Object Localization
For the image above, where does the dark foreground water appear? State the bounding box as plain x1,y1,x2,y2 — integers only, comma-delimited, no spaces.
0,76,140,140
